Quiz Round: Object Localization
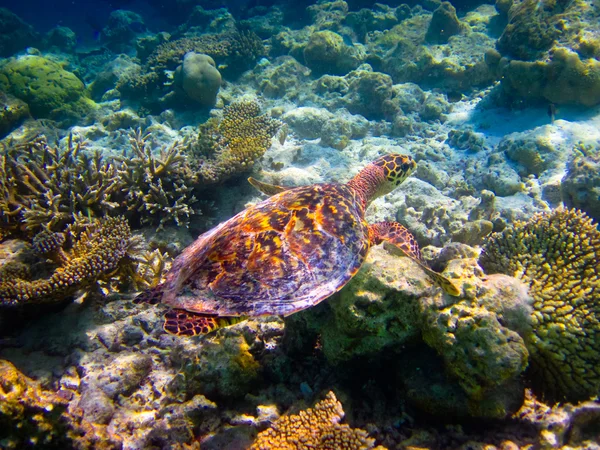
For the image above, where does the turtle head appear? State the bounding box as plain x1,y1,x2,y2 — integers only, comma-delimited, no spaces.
348,154,416,206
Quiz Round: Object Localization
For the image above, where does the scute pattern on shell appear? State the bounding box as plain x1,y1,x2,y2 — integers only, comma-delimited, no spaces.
160,183,370,317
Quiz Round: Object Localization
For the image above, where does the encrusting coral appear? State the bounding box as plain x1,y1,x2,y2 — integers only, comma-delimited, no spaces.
190,99,282,184
0,359,70,449
250,391,384,450
480,208,600,401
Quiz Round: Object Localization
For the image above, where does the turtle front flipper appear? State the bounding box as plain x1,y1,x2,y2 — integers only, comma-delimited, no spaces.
164,309,245,336
248,177,291,196
369,222,460,296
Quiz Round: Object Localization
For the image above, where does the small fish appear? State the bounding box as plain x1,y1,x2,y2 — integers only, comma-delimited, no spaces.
547,103,557,124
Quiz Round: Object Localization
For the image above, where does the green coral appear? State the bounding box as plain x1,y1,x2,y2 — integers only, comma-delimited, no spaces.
250,391,382,450
0,55,96,125
480,208,600,401
190,100,282,184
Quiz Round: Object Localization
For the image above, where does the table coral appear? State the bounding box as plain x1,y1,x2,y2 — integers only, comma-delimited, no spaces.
191,99,282,184
480,208,600,401
250,391,382,450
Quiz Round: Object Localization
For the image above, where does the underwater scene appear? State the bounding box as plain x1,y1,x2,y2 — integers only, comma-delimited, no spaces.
1,0,600,448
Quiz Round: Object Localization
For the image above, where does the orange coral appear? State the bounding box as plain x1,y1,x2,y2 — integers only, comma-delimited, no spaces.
250,391,383,450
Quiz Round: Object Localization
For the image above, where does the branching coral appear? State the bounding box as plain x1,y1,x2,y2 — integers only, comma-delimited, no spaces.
0,135,121,233
0,132,204,235
117,129,197,229
250,391,382,450
480,208,600,401
191,100,282,184
0,216,134,306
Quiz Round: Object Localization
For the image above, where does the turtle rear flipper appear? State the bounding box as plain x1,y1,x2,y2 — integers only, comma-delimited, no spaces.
369,222,460,296
133,285,164,305
164,309,245,336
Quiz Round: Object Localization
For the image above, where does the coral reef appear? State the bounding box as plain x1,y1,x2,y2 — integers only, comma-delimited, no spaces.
0,8,38,57
118,129,198,229
191,99,282,184
0,135,121,234
0,216,135,307
0,131,203,233
561,142,600,222
250,391,382,450
0,359,70,449
119,27,264,106
173,52,222,106
480,208,600,401
0,55,96,125
0,92,29,139
425,2,464,44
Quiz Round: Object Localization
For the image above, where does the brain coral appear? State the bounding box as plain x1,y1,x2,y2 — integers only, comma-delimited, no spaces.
250,391,382,450
0,55,96,125
480,208,600,401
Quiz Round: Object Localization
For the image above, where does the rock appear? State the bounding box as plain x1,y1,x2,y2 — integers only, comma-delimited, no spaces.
561,147,600,222
303,30,363,75
174,52,222,106
0,8,38,57
102,9,146,51
78,388,114,425
0,92,29,138
425,2,464,44
44,26,77,52
282,107,333,139
318,246,425,365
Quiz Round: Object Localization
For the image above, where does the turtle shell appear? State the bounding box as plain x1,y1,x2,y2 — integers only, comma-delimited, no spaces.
160,183,371,317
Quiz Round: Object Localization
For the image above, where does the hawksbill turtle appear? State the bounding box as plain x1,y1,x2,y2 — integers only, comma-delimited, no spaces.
136,154,460,336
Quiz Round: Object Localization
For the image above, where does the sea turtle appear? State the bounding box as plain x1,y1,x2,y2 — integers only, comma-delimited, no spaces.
136,154,460,336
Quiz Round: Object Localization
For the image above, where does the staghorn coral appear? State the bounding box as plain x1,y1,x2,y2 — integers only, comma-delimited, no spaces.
0,135,121,234
0,131,206,235
191,100,281,184
480,208,600,401
117,129,197,229
250,391,382,450
0,216,134,306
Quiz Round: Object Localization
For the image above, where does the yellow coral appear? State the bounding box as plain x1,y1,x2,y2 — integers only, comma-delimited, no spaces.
196,100,281,184
0,216,132,306
0,359,69,448
480,208,600,401
250,391,382,450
